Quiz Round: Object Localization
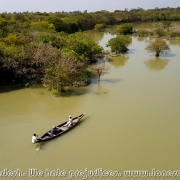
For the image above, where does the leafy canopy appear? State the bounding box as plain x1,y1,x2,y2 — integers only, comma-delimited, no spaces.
145,38,170,57
43,56,87,91
67,32,103,63
106,36,131,54
94,23,106,31
116,23,133,35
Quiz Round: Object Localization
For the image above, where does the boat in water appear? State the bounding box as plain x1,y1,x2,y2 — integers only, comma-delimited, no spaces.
35,113,86,143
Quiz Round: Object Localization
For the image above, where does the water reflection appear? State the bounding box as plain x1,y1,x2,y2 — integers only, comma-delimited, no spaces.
107,55,129,68
100,78,122,83
144,57,170,71
128,49,136,54
136,36,146,42
94,82,107,95
53,86,90,97
0,84,43,93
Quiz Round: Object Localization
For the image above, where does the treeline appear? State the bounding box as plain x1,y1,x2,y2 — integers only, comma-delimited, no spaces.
0,7,180,89
0,7,180,35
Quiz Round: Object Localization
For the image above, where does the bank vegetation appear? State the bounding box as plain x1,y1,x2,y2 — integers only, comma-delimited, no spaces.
0,7,180,90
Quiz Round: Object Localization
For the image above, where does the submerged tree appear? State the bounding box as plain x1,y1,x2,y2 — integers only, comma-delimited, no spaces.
116,23,133,35
145,38,170,57
94,23,106,31
91,61,110,81
68,32,103,63
43,56,87,92
106,36,131,54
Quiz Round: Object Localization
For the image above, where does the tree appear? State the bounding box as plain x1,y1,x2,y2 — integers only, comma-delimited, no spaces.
0,41,61,84
30,21,55,32
106,36,131,54
43,56,87,92
45,16,69,32
116,23,133,35
145,38,170,57
0,16,8,37
36,32,66,49
3,33,25,46
94,23,106,31
91,61,110,81
26,43,61,81
67,32,103,63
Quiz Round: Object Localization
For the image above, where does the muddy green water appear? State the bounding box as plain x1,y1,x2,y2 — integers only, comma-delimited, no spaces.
0,31,180,180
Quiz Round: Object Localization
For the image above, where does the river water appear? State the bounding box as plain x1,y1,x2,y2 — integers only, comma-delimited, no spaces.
0,30,180,180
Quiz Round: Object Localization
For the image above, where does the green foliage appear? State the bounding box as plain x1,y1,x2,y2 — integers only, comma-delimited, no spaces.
0,44,28,82
3,33,25,46
1,8,180,87
43,57,88,91
69,72,90,87
0,16,7,27
162,21,171,29
1,8,180,36
30,21,55,32
0,44,26,60
0,16,8,37
106,36,131,54
36,32,66,49
36,31,103,64
145,38,170,57
75,14,96,30
62,17,79,33
67,32,103,63
116,23,133,35
45,16,69,32
6,20,25,34
61,48,85,63
0,41,61,83
94,23,106,31
12,13,29,22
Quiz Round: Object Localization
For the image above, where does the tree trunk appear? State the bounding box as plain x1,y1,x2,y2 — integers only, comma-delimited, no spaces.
61,89,65,92
155,52,159,57
98,74,100,81
60,85,65,92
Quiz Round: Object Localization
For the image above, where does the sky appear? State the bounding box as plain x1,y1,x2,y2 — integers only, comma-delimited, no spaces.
0,0,180,13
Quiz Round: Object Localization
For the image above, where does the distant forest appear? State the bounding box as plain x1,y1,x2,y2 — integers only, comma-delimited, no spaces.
0,7,180,89
1,7,180,34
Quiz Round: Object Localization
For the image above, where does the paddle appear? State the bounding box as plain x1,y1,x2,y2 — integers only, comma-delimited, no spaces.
36,134,41,149
38,143,41,149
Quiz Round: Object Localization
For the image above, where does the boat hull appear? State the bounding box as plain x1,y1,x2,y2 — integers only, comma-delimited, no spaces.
35,113,85,143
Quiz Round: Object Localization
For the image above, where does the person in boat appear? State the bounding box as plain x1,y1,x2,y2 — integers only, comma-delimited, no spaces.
63,115,73,127
32,134,40,144
50,126,62,135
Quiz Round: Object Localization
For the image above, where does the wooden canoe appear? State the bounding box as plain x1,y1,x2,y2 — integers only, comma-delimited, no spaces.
35,113,85,143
